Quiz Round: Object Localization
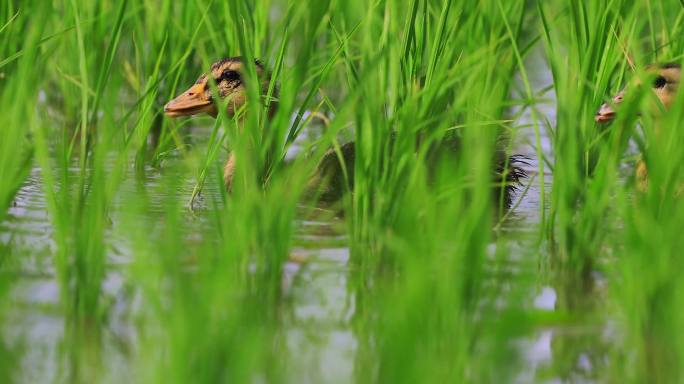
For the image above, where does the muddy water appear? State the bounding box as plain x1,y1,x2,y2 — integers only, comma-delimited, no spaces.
1,55,611,383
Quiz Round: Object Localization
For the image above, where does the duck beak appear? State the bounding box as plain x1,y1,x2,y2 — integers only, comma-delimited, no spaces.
595,90,624,123
164,83,214,117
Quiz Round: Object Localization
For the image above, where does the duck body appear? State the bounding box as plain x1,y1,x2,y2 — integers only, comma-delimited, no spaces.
165,57,526,208
307,137,526,208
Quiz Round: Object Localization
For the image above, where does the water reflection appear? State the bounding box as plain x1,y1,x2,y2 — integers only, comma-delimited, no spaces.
0,51,618,382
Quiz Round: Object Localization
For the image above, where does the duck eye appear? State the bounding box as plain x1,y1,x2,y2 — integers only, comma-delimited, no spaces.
653,75,667,89
219,70,241,84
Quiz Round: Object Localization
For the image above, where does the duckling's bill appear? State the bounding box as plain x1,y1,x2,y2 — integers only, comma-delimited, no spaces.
595,90,623,123
164,83,214,117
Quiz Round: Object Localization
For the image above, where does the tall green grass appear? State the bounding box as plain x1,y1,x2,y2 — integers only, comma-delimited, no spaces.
2,0,684,382
340,0,531,381
607,2,684,381
0,4,49,382
0,5,42,224
535,0,684,382
537,0,639,274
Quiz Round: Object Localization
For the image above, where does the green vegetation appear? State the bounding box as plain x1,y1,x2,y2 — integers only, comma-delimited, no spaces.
1,0,684,382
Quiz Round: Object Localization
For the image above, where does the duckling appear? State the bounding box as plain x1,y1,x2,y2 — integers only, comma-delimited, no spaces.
595,63,681,190
165,57,526,208
165,58,273,191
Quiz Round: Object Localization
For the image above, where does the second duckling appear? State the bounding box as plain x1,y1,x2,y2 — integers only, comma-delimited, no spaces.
596,63,681,191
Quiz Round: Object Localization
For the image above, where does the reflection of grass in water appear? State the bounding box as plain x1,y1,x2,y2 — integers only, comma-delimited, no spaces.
1,0,684,382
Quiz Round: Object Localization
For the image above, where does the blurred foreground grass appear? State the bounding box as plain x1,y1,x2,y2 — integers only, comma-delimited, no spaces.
1,0,684,382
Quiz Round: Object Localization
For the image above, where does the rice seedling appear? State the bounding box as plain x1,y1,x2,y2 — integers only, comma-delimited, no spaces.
4,0,684,382
331,0,537,381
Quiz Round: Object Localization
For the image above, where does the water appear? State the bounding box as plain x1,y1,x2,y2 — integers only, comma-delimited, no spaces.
1,54,613,382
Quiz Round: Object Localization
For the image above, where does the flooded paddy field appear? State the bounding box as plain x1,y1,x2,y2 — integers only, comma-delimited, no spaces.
2,1,684,383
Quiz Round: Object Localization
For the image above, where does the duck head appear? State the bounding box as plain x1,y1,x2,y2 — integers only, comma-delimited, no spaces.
595,63,681,123
164,57,273,118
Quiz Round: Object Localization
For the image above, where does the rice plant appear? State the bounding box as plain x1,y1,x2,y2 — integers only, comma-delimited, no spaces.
2,0,684,382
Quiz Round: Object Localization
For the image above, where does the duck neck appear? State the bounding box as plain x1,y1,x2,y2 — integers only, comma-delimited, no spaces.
223,152,237,191
223,123,277,192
